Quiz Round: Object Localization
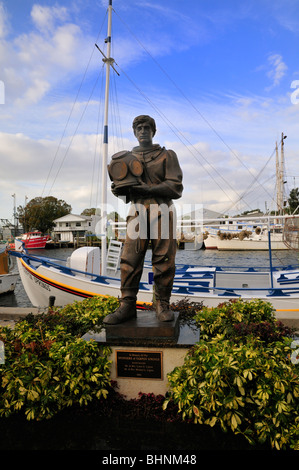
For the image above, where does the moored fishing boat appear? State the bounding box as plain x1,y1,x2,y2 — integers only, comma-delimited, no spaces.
205,226,287,250
10,231,51,250
9,239,299,318
0,246,18,295
18,231,51,249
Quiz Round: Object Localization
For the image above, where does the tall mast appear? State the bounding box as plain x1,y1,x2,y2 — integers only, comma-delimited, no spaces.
100,0,113,275
276,133,287,215
275,141,280,214
280,132,285,216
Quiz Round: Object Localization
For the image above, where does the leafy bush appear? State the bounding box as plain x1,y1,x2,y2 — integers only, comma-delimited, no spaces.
232,320,293,343
1,295,298,450
0,296,119,421
164,299,299,450
194,298,294,342
24,295,119,337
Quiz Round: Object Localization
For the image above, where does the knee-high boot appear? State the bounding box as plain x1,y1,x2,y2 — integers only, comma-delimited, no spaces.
103,296,137,325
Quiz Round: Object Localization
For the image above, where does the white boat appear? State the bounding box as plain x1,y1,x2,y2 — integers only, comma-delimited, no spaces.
205,226,288,251
204,136,290,251
9,239,299,317
0,246,18,295
8,2,299,319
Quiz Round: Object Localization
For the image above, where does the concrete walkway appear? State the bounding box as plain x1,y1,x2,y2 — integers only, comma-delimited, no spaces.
0,307,46,327
275,311,299,331
0,307,46,319
0,306,298,332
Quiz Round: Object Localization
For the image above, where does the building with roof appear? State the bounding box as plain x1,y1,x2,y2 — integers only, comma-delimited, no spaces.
53,214,93,244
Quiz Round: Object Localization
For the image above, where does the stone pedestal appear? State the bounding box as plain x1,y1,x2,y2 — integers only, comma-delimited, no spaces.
105,311,180,341
82,310,200,400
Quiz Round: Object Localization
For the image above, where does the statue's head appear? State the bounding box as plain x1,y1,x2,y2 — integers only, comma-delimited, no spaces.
132,115,156,136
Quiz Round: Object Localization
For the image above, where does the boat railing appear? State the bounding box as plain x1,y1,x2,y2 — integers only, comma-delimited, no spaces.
174,263,299,273
9,250,121,285
171,281,299,296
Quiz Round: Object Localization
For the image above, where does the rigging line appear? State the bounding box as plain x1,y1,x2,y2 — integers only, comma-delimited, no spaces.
254,172,277,197
223,143,280,214
118,66,254,208
90,68,105,209
241,180,276,214
117,63,251,210
95,75,106,211
113,10,276,199
111,71,124,150
47,71,103,196
109,74,120,153
109,28,124,151
41,13,108,198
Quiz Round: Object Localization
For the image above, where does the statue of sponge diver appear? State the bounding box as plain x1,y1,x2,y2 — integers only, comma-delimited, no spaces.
103,115,183,324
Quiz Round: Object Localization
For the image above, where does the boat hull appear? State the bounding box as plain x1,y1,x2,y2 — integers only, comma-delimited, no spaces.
205,234,288,250
217,238,288,251
17,257,153,308
0,249,18,295
16,256,299,316
24,238,49,249
16,232,50,250
0,273,18,295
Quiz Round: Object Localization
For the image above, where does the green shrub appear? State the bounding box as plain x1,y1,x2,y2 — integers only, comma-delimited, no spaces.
1,295,298,450
194,298,294,342
0,296,119,421
24,295,119,337
164,299,299,450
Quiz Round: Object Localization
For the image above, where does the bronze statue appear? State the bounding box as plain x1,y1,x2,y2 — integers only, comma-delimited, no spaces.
104,115,183,324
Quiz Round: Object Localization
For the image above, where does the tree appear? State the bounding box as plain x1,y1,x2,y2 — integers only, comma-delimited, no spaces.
81,208,97,216
107,211,124,222
288,188,299,214
17,196,72,233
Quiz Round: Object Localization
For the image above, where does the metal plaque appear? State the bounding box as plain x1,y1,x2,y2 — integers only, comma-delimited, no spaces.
116,350,163,379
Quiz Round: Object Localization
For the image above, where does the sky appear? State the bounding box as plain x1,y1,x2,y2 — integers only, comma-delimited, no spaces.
1,0,299,225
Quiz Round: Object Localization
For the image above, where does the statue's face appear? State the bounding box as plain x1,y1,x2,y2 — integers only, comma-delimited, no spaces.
134,122,154,147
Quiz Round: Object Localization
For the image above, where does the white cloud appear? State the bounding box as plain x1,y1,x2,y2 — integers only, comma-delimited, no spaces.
1,1,299,222
15,78,50,106
266,54,288,89
0,4,94,107
0,2,8,38
31,4,69,34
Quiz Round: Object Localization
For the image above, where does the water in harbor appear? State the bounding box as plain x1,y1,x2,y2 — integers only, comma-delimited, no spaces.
1,246,298,308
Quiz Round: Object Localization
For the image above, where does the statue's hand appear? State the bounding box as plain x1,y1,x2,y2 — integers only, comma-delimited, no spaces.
130,183,152,196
